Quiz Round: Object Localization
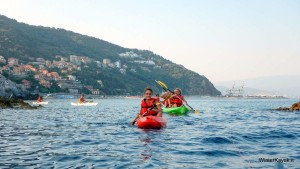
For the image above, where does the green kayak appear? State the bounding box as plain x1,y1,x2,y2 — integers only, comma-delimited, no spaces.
163,105,189,115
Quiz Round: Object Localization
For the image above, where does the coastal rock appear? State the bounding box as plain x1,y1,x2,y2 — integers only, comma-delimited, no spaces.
0,97,41,109
0,74,31,99
291,102,300,111
274,102,300,111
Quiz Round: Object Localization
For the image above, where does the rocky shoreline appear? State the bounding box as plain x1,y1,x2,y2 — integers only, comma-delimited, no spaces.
274,102,300,111
0,97,41,109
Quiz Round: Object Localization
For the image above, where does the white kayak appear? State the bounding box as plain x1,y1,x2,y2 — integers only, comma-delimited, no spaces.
71,102,98,106
32,101,49,105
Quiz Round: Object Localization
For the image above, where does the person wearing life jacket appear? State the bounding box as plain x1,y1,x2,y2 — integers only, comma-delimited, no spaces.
37,96,43,102
169,88,187,107
79,94,85,103
160,91,173,108
155,94,160,103
131,87,162,125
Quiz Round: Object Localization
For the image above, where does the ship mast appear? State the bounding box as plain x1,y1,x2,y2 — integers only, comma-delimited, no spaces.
225,81,245,97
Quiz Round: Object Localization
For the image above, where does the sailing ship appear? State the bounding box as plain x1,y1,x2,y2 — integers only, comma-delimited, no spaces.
224,82,244,98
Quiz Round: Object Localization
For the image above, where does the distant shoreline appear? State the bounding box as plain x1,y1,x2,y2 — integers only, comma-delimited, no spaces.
34,93,296,100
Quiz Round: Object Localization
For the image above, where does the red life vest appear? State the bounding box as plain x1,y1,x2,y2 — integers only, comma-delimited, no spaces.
140,98,157,116
163,99,168,105
79,97,85,103
37,97,43,102
170,95,183,106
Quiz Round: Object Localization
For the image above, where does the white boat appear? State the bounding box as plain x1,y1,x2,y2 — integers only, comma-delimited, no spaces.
70,102,98,106
32,101,49,105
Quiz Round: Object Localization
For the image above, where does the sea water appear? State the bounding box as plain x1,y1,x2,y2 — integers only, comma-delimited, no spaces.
0,98,299,168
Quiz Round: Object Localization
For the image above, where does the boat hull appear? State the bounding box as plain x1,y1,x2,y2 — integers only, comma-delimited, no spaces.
163,105,189,115
70,102,98,106
136,116,167,129
32,102,48,105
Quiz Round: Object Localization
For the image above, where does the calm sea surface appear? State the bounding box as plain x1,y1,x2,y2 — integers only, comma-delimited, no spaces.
0,98,299,168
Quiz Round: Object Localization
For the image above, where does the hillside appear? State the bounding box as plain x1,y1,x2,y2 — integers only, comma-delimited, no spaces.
0,14,221,96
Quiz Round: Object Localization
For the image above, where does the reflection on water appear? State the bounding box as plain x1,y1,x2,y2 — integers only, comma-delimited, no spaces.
138,129,165,162
140,136,152,161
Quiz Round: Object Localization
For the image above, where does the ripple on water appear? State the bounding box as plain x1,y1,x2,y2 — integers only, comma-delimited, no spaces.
0,98,299,168
241,130,297,141
201,136,232,144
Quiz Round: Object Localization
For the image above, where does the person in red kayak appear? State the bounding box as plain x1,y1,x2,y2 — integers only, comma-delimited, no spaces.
37,96,43,102
79,94,85,103
131,87,162,125
169,88,187,107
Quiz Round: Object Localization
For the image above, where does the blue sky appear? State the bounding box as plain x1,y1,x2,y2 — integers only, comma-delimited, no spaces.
0,0,299,82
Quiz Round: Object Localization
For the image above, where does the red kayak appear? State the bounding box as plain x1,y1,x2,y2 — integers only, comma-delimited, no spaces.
136,116,167,129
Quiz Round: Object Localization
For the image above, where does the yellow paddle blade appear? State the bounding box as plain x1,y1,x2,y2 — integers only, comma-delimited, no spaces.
155,80,163,87
186,108,200,114
156,80,168,89
194,110,200,114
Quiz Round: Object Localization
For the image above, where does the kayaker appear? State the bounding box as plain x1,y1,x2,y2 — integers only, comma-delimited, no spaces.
79,94,85,103
169,88,187,107
131,87,162,125
37,96,43,102
155,94,160,102
160,91,173,107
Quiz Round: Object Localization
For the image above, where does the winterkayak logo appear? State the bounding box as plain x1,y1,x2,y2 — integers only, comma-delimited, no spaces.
259,158,294,163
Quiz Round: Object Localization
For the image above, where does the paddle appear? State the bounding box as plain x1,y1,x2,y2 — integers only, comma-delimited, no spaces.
45,94,51,99
155,80,200,114
131,103,156,125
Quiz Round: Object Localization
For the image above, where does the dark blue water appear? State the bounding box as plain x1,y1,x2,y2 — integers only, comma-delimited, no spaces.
0,98,299,168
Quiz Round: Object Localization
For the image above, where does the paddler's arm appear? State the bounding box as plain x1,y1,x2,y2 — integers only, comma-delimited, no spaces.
155,101,162,117
130,114,142,125
182,96,188,104
167,98,171,107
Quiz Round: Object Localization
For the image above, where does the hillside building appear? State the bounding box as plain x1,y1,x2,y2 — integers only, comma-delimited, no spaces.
103,59,111,65
134,60,155,65
115,60,121,68
36,58,45,62
8,58,19,66
0,56,6,64
68,75,76,81
91,89,100,95
119,51,141,59
70,55,81,65
120,68,126,74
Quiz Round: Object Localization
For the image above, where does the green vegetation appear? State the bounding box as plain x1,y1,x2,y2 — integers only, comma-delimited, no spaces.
0,14,221,96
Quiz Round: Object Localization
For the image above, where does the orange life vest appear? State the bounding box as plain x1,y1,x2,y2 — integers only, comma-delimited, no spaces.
163,99,170,107
79,97,85,103
163,99,168,104
37,97,43,102
140,98,158,116
170,95,183,106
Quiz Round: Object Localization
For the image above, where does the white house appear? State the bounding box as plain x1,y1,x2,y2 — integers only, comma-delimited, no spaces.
134,60,155,65
120,68,126,74
115,60,121,68
68,75,76,81
103,59,111,65
0,56,6,64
